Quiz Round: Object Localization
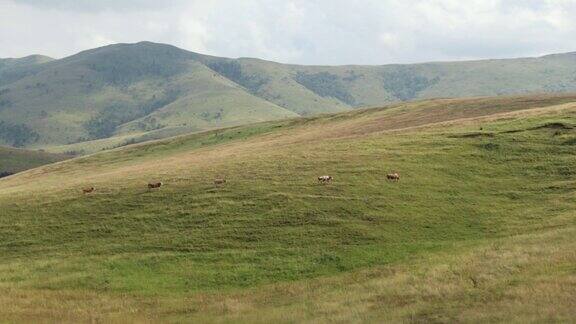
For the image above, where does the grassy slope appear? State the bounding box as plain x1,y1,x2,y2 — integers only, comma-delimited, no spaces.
209,52,576,109
0,94,575,322
2,42,576,151
0,44,296,148
199,56,352,116
0,145,70,174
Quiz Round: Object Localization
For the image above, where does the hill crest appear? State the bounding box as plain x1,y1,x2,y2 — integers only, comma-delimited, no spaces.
2,41,576,151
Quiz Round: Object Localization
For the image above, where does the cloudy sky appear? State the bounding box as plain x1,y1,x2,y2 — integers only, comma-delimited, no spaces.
1,0,575,65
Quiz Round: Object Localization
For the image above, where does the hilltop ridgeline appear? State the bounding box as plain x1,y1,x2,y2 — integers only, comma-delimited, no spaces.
1,41,576,150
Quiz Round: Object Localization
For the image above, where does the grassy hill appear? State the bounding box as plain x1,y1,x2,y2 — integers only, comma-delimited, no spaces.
0,55,54,74
1,42,576,151
0,145,69,177
0,43,297,149
0,94,575,322
0,55,55,89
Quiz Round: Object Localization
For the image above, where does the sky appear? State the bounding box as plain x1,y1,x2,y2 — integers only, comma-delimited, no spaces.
1,0,575,65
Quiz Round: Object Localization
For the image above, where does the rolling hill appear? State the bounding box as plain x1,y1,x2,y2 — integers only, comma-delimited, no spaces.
0,94,575,322
1,42,576,152
0,43,298,151
0,145,70,177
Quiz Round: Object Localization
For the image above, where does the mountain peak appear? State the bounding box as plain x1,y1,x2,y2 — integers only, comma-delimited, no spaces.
0,54,54,66
78,41,200,57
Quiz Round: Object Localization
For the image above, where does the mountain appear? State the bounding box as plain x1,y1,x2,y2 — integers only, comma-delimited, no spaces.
0,43,297,150
1,94,575,322
0,55,55,87
0,54,54,73
1,41,576,151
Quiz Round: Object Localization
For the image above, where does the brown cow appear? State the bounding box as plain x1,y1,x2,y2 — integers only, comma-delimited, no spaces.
82,187,95,194
386,173,400,182
214,178,227,185
148,182,163,189
318,175,333,183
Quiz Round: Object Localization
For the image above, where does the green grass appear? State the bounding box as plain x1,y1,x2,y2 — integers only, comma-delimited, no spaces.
0,95,575,321
0,146,70,175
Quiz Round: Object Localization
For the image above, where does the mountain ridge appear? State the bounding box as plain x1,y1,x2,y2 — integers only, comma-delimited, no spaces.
5,42,576,66
2,41,576,151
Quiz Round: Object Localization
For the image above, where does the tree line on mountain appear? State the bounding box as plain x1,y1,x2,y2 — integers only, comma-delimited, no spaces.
83,90,179,139
0,121,39,147
381,69,440,101
294,72,356,105
207,60,269,94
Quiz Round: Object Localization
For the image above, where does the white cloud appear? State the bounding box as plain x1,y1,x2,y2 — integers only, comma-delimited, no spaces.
1,0,575,64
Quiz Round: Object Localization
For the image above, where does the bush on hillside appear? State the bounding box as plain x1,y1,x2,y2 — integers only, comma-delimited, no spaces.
563,137,576,145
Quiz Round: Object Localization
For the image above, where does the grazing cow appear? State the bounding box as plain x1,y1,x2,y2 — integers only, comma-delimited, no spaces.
214,178,226,185
387,173,400,182
82,187,95,194
148,182,163,189
318,175,333,183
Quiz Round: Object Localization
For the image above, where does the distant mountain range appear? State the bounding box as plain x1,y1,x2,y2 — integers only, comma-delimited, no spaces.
0,41,575,152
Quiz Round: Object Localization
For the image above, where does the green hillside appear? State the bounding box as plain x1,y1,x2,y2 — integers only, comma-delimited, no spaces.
0,55,54,88
1,42,576,151
212,52,576,109
0,145,69,177
0,55,53,74
0,94,575,322
0,43,296,149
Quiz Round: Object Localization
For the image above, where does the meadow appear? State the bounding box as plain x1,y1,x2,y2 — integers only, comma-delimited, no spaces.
0,146,69,175
0,95,575,322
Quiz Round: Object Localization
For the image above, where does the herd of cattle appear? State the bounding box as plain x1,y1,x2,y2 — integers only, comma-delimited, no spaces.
82,174,399,194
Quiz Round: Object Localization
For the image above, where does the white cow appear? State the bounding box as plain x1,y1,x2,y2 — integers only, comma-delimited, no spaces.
318,175,333,183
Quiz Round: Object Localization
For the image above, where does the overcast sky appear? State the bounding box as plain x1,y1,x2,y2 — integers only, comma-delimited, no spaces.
1,0,575,65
